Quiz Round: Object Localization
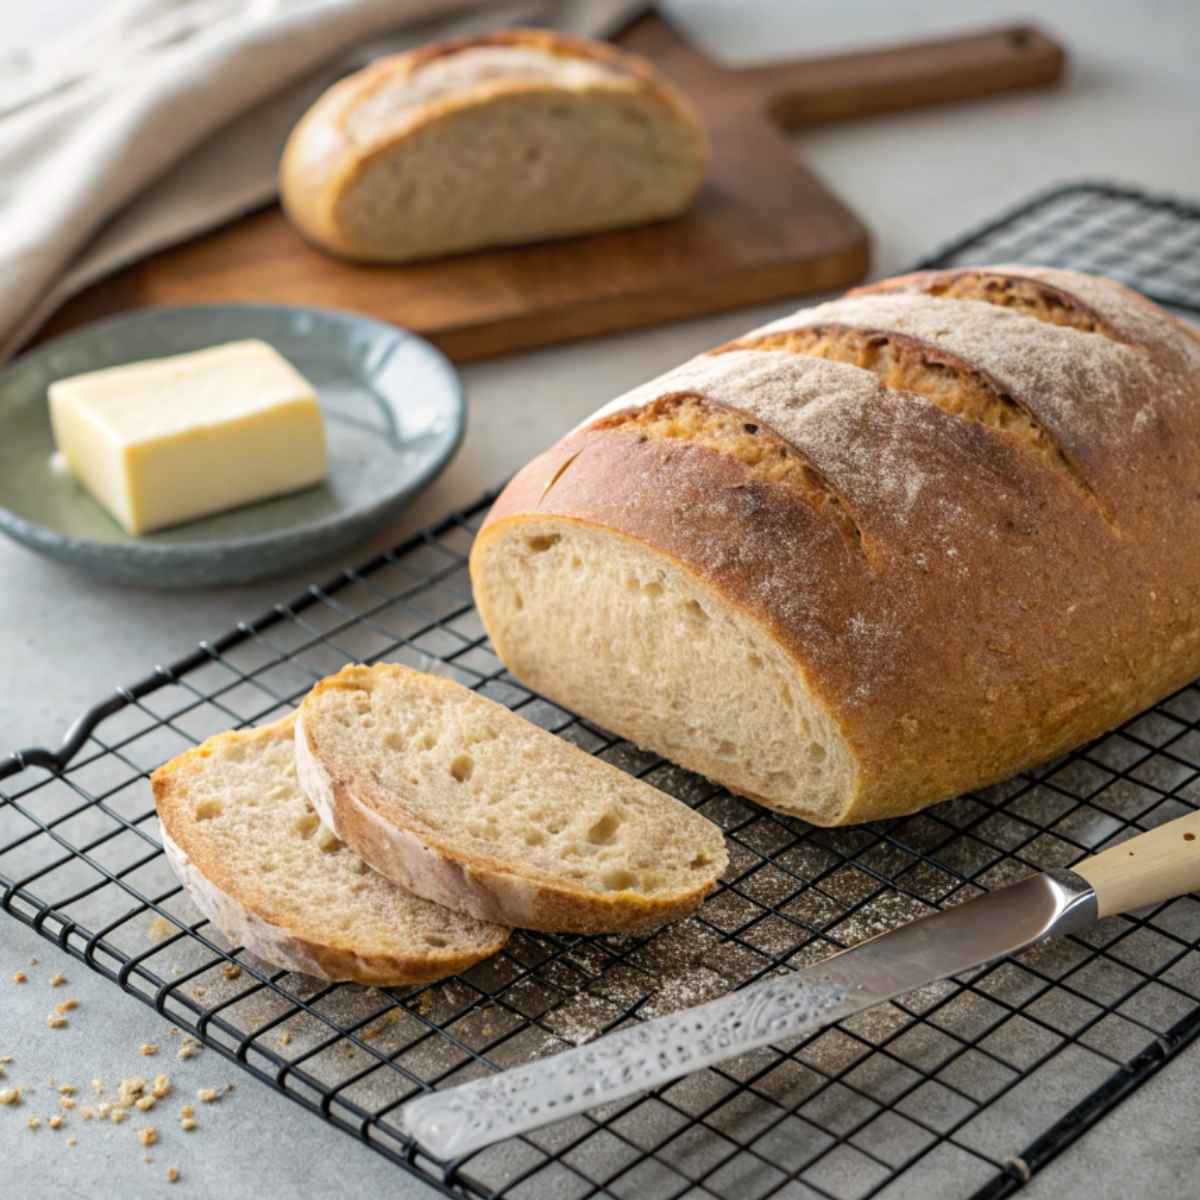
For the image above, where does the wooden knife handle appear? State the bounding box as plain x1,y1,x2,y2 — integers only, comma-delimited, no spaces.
1073,809,1200,919
727,24,1066,128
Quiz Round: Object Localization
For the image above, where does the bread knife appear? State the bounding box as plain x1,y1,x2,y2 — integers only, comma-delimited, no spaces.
399,808,1200,1159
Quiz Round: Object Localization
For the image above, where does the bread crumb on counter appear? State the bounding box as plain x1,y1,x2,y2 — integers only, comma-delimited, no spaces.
222,964,242,981
137,1126,158,1147
26,1116,41,1130
196,1088,219,1104
55,998,79,1014
110,1106,127,1124
135,1096,156,1112
46,1014,69,1030
0,1088,21,1105
12,971,27,984
167,1167,180,1183
147,916,175,942
66,1136,77,1147
151,1074,171,1099
180,1116,197,1132
48,1114,63,1130
140,1043,160,1057
60,1096,76,1111
49,973,66,987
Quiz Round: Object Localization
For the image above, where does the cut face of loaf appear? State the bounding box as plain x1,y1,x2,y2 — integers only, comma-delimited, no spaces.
471,265,1200,826
294,663,728,933
152,716,508,985
280,30,707,263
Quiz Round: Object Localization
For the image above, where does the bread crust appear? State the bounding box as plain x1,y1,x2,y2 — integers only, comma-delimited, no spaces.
295,665,726,934
472,266,1200,824
153,718,509,985
280,28,707,262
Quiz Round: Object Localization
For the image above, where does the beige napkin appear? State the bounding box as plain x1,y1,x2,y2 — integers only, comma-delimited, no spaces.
0,0,638,363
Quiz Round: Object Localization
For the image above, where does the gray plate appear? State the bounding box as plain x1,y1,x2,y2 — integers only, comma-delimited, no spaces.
0,305,466,587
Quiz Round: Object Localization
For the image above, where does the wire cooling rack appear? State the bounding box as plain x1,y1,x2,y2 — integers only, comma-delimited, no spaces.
5,182,1200,1200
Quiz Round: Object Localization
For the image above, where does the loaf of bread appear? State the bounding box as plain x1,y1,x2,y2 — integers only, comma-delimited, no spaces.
280,29,706,263
294,663,727,933
470,265,1200,826
153,717,508,984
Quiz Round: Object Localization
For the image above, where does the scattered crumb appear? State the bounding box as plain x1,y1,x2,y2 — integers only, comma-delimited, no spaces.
91,1078,104,1094
58,1083,77,1096
148,916,175,942
143,1154,154,1164
60,1097,76,1111
0,1066,5,1080
48,1114,63,1130
29,958,38,966
180,1105,194,1118
139,1043,159,1057
418,991,433,1015
26,1116,40,1130
137,1126,158,1147
0,1056,11,1064
110,1107,127,1124
81,1107,95,1121
97,1103,112,1119
12,971,27,984
66,1137,77,1147
55,999,79,1014
46,1014,68,1030
180,1117,197,1132
222,964,242,981
176,1040,200,1061
197,1088,219,1104
0,1088,21,1106
279,1031,292,1047
151,1074,171,1099
118,1077,146,1104
49,973,66,988
167,1168,180,1184
135,1096,156,1112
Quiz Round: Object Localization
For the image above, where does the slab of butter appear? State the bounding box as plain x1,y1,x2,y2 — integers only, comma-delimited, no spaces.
49,339,327,536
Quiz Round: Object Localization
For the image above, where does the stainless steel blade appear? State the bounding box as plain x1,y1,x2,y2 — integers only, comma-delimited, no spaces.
399,869,1097,1160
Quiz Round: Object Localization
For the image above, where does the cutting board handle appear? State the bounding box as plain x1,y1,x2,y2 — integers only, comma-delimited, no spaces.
1073,809,1200,918
724,24,1066,128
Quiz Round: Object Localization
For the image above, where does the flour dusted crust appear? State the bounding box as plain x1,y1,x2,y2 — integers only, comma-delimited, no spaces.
471,265,1200,825
280,28,707,262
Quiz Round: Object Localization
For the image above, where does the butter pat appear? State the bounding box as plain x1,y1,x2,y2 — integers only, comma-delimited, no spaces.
49,340,327,536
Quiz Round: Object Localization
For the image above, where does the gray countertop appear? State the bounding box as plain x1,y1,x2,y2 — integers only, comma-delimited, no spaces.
5,1,1200,1196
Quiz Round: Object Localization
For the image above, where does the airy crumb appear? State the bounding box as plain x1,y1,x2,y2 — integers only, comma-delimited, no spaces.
180,1116,197,1132
139,1043,159,1057
55,999,79,1014
0,1088,21,1106
60,1097,76,1111
118,1077,146,1103
12,971,27,984
97,1103,112,1119
48,1114,63,1130
58,1083,77,1096
151,1074,171,1099
110,1107,127,1124
197,1088,219,1103
46,1014,68,1030
26,1116,40,1130
135,1096,156,1112
167,1167,180,1183
49,973,66,987
222,964,242,981
148,915,175,942
137,1126,158,1147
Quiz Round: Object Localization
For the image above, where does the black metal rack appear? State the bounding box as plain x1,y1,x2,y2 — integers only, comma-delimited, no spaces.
5,182,1200,1200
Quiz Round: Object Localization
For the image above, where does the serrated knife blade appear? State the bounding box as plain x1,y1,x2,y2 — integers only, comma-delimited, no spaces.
399,868,1098,1159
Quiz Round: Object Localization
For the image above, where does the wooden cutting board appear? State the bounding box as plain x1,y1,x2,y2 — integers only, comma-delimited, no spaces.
40,12,1065,362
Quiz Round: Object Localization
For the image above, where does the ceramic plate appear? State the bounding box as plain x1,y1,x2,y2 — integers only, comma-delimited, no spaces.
0,306,466,587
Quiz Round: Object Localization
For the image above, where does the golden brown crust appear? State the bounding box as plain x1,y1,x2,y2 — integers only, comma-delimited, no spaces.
473,266,1200,824
280,28,706,262
152,718,508,984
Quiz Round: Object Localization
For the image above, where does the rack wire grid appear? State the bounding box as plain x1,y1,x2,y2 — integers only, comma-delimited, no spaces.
5,181,1200,1200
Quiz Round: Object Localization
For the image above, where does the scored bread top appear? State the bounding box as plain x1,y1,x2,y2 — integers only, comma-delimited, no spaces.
476,265,1200,822
294,663,728,933
152,716,508,985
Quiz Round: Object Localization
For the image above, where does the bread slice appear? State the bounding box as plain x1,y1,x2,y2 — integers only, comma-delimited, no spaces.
280,29,707,263
152,716,509,985
293,663,728,933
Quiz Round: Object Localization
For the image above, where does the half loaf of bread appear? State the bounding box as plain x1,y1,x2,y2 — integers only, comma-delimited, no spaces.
294,663,728,933
470,264,1200,826
152,716,509,985
280,29,707,263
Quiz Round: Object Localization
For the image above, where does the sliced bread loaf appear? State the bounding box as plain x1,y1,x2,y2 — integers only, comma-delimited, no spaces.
152,715,509,985
294,663,728,933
